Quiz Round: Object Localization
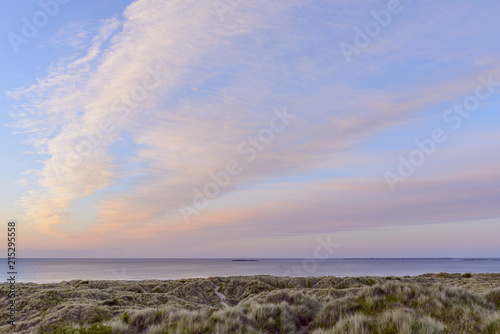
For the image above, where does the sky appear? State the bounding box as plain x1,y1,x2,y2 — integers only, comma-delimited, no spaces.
1,0,499,258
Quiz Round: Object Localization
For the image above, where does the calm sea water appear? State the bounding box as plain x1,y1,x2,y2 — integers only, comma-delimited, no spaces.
5,258,500,283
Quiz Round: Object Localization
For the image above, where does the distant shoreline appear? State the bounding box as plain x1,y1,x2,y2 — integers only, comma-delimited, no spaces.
6,272,500,285
4,257,500,259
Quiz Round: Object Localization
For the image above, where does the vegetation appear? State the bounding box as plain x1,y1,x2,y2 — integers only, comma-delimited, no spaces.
0,273,499,333
37,322,112,334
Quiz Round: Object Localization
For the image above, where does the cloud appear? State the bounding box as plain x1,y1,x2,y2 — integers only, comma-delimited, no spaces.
8,0,303,234
6,0,500,255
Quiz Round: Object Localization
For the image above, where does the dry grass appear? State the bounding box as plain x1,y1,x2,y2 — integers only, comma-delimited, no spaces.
0,273,499,333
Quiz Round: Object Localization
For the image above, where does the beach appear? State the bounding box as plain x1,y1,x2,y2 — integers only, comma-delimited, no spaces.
1,273,499,333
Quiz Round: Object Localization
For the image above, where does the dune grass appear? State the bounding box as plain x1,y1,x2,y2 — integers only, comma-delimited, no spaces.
0,273,499,333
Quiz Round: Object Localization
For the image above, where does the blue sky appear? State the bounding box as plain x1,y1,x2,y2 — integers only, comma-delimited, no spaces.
1,0,499,258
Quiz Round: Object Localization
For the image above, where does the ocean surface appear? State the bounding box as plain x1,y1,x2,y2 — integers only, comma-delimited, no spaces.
5,258,500,283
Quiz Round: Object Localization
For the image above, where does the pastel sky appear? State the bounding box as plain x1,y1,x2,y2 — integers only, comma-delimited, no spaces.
1,0,499,258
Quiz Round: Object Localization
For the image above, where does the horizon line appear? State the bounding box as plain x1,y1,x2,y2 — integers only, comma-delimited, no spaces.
5,257,500,260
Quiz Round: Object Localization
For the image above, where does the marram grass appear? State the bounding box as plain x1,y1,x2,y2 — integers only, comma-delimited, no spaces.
0,273,499,333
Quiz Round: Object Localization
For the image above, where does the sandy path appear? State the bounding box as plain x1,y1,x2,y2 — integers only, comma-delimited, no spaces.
212,282,307,331
213,284,229,308
298,325,310,334
212,281,307,331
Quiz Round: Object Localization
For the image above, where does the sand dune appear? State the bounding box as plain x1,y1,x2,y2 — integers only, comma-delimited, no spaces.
1,273,499,333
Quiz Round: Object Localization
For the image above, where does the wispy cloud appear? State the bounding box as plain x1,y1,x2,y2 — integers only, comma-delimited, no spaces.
6,0,500,256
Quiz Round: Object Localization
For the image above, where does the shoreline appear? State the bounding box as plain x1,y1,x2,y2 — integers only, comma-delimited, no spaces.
10,271,500,285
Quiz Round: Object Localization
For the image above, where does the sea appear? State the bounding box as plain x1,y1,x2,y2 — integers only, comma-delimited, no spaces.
4,258,500,283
